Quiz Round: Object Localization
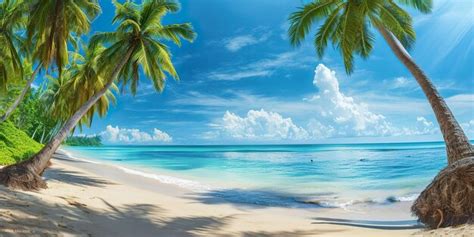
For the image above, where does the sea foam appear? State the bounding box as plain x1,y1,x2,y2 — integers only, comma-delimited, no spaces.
115,166,213,192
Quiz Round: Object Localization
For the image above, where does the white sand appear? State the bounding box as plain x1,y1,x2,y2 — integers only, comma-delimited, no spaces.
0,151,472,236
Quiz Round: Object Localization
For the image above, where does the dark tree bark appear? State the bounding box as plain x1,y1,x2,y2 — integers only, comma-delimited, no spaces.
376,25,473,165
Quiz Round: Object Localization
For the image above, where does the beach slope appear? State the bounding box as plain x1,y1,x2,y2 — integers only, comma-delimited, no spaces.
0,152,471,236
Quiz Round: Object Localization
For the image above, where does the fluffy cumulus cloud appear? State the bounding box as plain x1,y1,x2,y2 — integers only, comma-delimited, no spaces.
306,64,396,137
216,109,309,140
206,64,449,141
101,125,172,144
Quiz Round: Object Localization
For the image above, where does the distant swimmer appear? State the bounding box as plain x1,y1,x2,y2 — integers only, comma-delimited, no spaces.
311,159,314,162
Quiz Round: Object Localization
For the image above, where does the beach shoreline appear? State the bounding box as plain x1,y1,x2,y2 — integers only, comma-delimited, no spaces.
0,149,471,236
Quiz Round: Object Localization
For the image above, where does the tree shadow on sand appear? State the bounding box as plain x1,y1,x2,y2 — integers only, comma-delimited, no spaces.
186,188,328,209
0,186,349,237
44,167,115,188
0,186,235,236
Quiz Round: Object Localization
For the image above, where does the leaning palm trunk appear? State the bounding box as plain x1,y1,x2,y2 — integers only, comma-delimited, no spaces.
376,25,474,228
0,65,41,123
0,47,134,190
376,25,473,164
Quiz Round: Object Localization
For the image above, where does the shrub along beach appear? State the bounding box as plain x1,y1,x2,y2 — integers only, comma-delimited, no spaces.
0,0,472,236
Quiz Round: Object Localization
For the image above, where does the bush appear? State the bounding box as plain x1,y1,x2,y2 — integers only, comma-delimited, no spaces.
0,121,42,165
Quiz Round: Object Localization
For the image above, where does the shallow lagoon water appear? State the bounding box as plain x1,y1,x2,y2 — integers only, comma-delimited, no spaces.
64,142,448,208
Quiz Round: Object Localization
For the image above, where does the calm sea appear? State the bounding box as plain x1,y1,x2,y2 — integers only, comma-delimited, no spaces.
63,142,450,208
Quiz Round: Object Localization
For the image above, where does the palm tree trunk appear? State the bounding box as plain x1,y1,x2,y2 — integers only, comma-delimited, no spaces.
0,64,41,123
40,127,46,144
29,47,134,173
0,47,134,190
24,78,117,174
376,25,473,164
31,126,39,140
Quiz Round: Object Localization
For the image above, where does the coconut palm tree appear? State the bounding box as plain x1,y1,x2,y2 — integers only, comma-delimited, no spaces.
288,0,473,228
0,0,26,87
0,0,195,190
0,0,27,114
45,46,118,130
0,0,100,123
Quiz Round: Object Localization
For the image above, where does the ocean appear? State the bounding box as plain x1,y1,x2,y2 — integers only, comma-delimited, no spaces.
63,142,448,209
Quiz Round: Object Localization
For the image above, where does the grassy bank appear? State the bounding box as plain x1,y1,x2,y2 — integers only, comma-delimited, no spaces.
0,121,42,165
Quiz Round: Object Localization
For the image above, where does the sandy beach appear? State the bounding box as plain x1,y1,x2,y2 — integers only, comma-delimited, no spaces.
0,150,472,237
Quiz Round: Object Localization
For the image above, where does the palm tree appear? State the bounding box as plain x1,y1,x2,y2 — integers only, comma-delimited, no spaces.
0,0,100,123
288,0,473,228
0,0,26,87
45,46,118,130
0,0,27,116
0,0,195,190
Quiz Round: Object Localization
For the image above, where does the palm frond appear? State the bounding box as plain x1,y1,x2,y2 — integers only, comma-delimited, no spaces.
378,2,416,49
288,0,341,46
314,4,343,57
149,23,196,46
396,0,432,13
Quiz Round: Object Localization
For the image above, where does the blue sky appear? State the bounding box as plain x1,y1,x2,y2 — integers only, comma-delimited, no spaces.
77,0,474,145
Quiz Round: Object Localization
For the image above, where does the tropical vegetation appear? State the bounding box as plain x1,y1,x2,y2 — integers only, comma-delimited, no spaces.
64,135,102,147
0,0,195,190
0,121,42,165
0,0,101,122
288,0,473,228
0,0,471,230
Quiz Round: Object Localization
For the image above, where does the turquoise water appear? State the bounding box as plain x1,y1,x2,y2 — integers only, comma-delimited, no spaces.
64,142,449,208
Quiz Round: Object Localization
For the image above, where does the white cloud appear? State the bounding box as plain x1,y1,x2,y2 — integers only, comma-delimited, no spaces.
215,109,309,141
416,116,433,127
208,70,272,81
279,21,290,40
461,120,474,136
224,32,271,52
388,76,417,90
305,64,396,137
101,125,172,144
414,116,437,135
207,51,314,81
446,94,474,104
198,64,449,141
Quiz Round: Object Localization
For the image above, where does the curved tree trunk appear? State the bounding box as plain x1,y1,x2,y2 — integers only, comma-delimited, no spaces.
0,47,134,190
376,25,474,165
0,64,41,123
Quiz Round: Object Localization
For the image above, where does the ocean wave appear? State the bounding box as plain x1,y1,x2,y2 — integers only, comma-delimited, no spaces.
115,166,214,192
385,193,419,203
302,193,419,209
58,149,104,165
60,148,214,192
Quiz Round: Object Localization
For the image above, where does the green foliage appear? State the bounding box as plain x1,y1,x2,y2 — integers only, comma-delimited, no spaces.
46,45,118,129
64,136,102,147
0,0,195,161
0,0,27,91
0,121,42,165
288,0,432,74
9,88,61,144
90,0,196,95
26,0,101,73
0,84,22,113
